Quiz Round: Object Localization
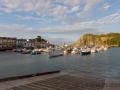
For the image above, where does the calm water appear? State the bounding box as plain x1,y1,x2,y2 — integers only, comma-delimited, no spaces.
0,47,120,81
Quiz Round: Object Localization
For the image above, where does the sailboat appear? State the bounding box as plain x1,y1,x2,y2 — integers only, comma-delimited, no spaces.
91,47,97,53
104,34,108,50
91,36,97,53
64,49,68,54
71,47,80,54
81,36,91,55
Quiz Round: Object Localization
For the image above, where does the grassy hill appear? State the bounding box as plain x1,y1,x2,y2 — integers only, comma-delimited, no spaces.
72,32,120,47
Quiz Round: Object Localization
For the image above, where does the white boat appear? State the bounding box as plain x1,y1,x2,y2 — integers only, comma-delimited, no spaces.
49,53,63,58
45,47,54,53
71,50,76,54
30,51,41,55
103,34,108,51
34,49,39,52
96,48,101,51
101,46,108,51
91,47,97,53
64,49,68,54
71,48,80,54
22,48,27,52
81,49,91,55
104,47,108,50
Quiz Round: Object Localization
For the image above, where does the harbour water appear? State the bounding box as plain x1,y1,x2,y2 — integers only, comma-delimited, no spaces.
0,47,120,81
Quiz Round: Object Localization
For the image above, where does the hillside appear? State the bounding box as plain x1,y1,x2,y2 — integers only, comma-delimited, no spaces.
72,33,120,47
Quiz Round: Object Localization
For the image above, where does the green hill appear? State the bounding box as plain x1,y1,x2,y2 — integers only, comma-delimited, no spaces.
72,32,120,47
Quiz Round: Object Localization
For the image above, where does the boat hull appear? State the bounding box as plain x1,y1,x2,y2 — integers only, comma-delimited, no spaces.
30,52,41,55
49,53,63,58
17,50,23,53
22,51,31,54
81,51,91,55
11,50,16,52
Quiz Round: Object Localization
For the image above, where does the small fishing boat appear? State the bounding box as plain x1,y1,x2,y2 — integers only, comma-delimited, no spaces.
96,48,101,51
44,47,54,53
81,49,91,55
104,47,108,51
21,51,31,54
49,53,63,58
17,49,23,53
71,48,80,54
81,51,91,55
11,49,17,52
101,47,108,51
91,47,97,53
64,49,68,54
30,51,41,55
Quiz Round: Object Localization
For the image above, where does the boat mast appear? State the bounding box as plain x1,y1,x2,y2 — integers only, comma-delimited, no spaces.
106,34,107,47
40,38,42,48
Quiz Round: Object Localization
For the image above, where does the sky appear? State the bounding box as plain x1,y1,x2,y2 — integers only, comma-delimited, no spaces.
0,0,120,45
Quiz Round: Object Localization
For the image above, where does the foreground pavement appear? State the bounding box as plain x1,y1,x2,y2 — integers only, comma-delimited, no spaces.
0,71,120,90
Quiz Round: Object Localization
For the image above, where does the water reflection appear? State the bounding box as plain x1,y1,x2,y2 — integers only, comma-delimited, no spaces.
0,47,120,81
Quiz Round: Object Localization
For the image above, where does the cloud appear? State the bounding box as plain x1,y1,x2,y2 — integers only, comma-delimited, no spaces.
56,0,82,6
38,23,102,35
0,13,3,15
71,6,80,12
57,0,103,11
0,0,53,15
0,0,68,17
84,4,92,11
62,12,91,24
100,3,110,11
15,15,41,20
51,5,68,16
0,0,103,16
38,13,120,34
1,13,120,38
83,0,103,11
0,24,37,34
97,13,120,24
0,32,11,37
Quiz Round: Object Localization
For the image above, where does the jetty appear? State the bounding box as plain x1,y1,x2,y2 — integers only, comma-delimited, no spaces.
0,71,120,90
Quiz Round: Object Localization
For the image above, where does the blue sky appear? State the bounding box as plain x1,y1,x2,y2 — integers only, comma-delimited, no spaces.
0,0,120,45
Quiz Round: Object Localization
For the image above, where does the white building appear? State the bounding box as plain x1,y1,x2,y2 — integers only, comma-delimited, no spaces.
23,39,35,48
16,39,35,49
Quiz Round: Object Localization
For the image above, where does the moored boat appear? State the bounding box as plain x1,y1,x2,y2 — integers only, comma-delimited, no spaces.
49,53,63,58
21,51,31,54
81,49,91,55
91,47,97,53
96,48,101,51
11,49,16,52
64,49,68,54
81,51,91,55
44,47,54,53
71,48,80,54
30,51,41,55
104,47,108,50
16,49,23,53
